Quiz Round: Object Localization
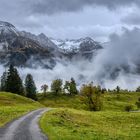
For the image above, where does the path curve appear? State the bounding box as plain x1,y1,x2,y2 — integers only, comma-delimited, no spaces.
0,109,49,140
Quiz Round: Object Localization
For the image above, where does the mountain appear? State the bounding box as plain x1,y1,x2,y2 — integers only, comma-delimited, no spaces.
0,21,57,68
0,21,19,37
0,21,103,68
51,37,102,52
51,37,102,59
20,31,58,52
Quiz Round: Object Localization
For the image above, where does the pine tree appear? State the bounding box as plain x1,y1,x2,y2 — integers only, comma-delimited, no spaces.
25,74,37,100
5,65,24,95
70,78,78,95
0,71,7,91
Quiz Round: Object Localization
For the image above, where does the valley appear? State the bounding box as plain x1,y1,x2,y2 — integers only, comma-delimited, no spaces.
1,0,140,139
1,91,140,140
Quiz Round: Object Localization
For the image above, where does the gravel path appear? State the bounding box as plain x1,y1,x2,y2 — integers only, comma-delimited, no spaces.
0,109,49,140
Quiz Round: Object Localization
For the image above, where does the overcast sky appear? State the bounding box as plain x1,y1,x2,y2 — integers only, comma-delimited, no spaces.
0,0,140,41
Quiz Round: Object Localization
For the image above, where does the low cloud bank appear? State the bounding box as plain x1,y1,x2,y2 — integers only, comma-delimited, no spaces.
1,27,140,91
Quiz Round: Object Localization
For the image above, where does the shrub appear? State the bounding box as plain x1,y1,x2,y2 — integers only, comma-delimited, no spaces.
136,86,140,92
125,105,134,112
80,83,103,111
136,97,140,108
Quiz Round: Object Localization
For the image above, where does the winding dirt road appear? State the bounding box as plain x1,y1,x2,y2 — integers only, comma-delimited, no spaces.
0,109,49,140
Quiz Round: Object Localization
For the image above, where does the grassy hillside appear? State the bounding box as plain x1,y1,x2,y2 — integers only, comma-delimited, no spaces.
39,92,140,111
40,108,140,140
39,92,140,140
0,92,43,127
38,94,86,110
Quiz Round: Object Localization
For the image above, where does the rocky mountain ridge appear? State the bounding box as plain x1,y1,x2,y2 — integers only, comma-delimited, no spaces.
0,21,103,68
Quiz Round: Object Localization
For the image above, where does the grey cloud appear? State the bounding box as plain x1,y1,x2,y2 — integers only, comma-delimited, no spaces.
122,13,140,25
31,0,139,15
17,27,140,90
44,24,121,41
0,0,139,16
0,0,138,31
92,27,140,89
0,0,138,41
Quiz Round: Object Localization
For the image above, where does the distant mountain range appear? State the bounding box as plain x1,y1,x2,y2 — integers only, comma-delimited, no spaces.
0,21,103,68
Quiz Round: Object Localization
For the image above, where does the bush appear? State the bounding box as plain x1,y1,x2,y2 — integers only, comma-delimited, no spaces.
80,83,103,111
136,97,140,108
125,105,134,112
136,87,140,92
136,102,140,108
116,94,121,100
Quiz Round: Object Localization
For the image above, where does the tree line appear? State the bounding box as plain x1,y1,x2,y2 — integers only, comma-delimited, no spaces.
0,65,37,100
3,65,140,111
0,65,103,111
0,65,79,100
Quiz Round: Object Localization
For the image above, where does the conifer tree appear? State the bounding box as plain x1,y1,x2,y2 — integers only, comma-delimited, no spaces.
25,74,37,100
6,65,24,95
70,78,78,95
0,71,7,91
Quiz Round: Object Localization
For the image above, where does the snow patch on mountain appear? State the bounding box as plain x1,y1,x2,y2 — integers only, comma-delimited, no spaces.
51,37,102,53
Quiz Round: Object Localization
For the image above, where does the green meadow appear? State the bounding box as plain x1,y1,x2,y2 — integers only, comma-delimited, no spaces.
39,92,140,140
0,91,140,139
0,92,43,126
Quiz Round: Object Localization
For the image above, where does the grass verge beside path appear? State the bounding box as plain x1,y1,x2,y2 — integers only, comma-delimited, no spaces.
0,92,43,127
40,108,140,140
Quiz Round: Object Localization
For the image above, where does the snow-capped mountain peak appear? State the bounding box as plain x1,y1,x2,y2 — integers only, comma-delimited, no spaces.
0,21,15,28
0,21,103,68
0,21,19,37
51,37,102,53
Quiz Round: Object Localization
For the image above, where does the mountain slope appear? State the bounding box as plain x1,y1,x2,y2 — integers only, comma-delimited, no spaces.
0,21,103,68
0,21,19,37
20,31,58,52
51,37,102,52
51,37,102,60
0,21,57,68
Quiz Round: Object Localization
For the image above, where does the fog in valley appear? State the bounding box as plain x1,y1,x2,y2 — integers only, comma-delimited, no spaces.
1,28,140,91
